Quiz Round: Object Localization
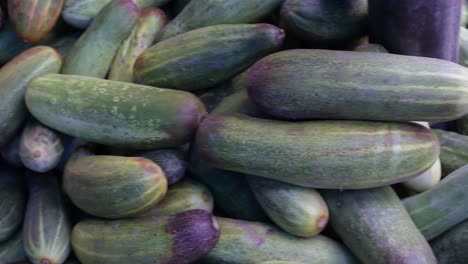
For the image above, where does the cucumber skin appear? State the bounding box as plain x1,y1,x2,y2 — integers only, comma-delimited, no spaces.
322,187,436,264
433,129,468,176
247,49,468,122
0,165,25,243
403,164,468,240
133,148,187,185
0,229,27,263
430,220,468,264
196,114,439,189
25,74,206,150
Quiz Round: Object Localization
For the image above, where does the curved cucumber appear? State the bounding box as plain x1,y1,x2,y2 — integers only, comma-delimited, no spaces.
0,229,26,263
196,114,440,189
26,74,206,149
433,129,468,176
430,220,468,264
0,164,25,243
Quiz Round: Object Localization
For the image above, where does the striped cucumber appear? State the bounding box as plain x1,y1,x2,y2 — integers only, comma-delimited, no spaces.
8,0,64,43
109,7,167,82
23,172,71,264
25,74,206,149
72,210,220,264
200,217,357,264
133,148,187,185
61,0,139,77
196,114,439,189
322,187,436,264
248,176,329,237
433,129,468,176
158,0,284,40
403,164,468,240
0,229,26,263
64,155,167,218
246,49,468,121
0,164,25,242
430,220,468,264
0,46,62,147
134,24,284,91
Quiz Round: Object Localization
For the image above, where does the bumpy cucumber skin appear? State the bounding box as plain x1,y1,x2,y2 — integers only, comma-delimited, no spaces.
137,178,213,217
200,217,356,264
64,155,168,219
0,46,62,148
322,187,436,264
1,132,23,167
72,210,220,264
248,176,329,238
196,114,439,189
8,0,64,43
23,172,71,264
0,165,25,243
158,0,284,40
134,24,285,91
354,43,388,53
134,148,187,185
403,164,468,240
19,119,64,173
433,129,468,176
25,74,206,149
0,229,27,263
430,220,468,264
62,0,139,78
109,7,167,82
247,49,468,121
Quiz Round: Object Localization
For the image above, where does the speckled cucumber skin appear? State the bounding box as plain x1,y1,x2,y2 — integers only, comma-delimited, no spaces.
354,43,388,53
433,129,468,176
0,164,25,243
200,217,357,264
62,0,139,77
72,210,220,264
247,49,468,121
137,178,213,217
64,155,168,219
322,187,436,264
196,114,439,189
134,24,285,91
109,8,167,82
403,164,468,240
430,220,468,264
25,74,206,149
134,148,187,185
248,176,328,238
158,0,284,40
8,0,64,43
0,229,27,263
0,46,62,148
24,172,71,264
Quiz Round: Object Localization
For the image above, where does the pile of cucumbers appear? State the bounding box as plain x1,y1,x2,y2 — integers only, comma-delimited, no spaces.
1,0,468,264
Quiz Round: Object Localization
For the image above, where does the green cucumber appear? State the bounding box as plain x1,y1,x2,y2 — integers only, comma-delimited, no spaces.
0,46,62,147
61,0,139,77
403,164,468,240
433,129,468,176
0,229,27,263
133,148,187,185
246,49,468,121
25,74,206,149
248,176,328,238
134,24,284,91
23,172,71,264
0,164,25,242
430,220,468,264
200,217,357,264
354,43,388,53
196,114,439,189
136,178,213,217
72,210,220,264
211,89,270,118
322,187,436,264
158,0,284,40
64,155,168,218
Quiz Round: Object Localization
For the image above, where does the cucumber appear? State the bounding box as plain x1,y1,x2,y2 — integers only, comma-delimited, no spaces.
62,0,139,77
211,89,270,118
48,33,80,58
433,129,468,176
0,46,62,147
72,210,220,264
354,43,388,53
1,132,23,167
248,176,329,237
25,74,206,149
322,187,436,264
430,220,468,264
108,7,167,82
200,217,357,264
0,164,25,242
136,178,213,217
196,114,439,189
459,27,468,67
246,49,468,121
23,172,71,264
403,164,468,240
8,0,64,43
133,148,187,185
134,24,284,91
64,155,168,218
0,229,26,263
